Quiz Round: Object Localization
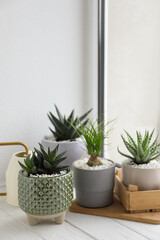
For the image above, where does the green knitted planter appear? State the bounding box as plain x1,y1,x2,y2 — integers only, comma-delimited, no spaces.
18,170,73,215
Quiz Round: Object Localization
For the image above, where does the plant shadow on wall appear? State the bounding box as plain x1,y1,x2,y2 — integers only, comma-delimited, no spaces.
72,117,116,208
41,104,92,167
117,129,160,190
18,144,73,226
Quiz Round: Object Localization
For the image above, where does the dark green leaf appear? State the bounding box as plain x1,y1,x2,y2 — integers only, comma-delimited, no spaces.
54,104,64,123
43,160,52,169
79,108,92,122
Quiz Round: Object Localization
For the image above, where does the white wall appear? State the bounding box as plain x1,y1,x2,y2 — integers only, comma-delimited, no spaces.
108,0,160,162
0,0,98,186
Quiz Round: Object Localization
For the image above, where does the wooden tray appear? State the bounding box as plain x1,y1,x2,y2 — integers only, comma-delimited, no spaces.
69,195,160,224
70,169,160,224
115,169,160,213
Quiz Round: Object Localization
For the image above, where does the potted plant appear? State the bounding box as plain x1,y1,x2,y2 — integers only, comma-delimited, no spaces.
72,118,116,208
41,105,92,167
117,129,160,190
18,144,73,225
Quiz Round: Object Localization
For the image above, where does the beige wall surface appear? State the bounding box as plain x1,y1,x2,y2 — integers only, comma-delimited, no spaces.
108,0,160,162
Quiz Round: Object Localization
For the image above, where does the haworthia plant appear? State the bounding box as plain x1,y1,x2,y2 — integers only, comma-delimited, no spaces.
117,129,160,164
18,144,69,175
48,105,92,141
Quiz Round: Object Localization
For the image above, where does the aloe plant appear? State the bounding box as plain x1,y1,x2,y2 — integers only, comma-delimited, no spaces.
71,118,113,166
117,129,160,164
18,144,69,175
48,105,92,141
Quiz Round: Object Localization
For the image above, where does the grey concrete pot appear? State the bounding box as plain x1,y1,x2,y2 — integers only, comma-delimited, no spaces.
122,161,160,191
73,159,116,208
41,136,85,168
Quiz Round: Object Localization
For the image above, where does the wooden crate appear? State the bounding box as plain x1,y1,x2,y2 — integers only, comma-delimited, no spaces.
115,169,160,213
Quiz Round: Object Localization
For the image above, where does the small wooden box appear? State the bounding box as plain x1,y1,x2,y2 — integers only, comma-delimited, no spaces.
115,169,160,213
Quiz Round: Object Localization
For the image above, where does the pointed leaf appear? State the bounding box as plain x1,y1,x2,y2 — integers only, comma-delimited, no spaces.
149,152,160,161
31,166,37,174
67,109,75,123
54,104,64,123
121,135,136,157
39,144,50,161
117,147,135,160
137,141,144,158
136,131,142,145
52,157,67,167
18,161,31,173
52,165,70,172
79,108,92,122
51,144,59,156
124,130,137,150
24,154,33,168
142,130,149,150
48,113,63,133
148,129,155,145
43,160,52,169
49,127,63,140
142,148,150,161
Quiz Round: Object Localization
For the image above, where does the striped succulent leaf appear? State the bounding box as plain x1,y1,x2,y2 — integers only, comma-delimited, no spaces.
117,129,160,164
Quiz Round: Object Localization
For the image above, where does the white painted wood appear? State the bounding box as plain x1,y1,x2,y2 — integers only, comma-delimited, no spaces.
0,209,42,240
65,211,148,240
0,196,93,240
114,219,160,240
1,193,160,240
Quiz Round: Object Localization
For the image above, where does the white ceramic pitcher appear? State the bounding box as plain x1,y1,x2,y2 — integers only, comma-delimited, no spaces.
0,142,29,206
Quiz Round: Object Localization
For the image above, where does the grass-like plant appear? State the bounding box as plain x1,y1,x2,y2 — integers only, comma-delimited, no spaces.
117,129,160,164
71,118,113,166
48,105,92,141
18,144,69,175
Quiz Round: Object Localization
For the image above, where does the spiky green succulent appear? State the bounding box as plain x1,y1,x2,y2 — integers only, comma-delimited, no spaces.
117,129,160,164
18,144,69,175
48,105,92,141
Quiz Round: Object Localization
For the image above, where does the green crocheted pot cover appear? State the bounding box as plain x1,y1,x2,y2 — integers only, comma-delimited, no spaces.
18,170,73,215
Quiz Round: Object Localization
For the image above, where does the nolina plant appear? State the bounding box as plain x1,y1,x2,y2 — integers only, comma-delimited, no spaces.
118,129,160,164
72,118,113,167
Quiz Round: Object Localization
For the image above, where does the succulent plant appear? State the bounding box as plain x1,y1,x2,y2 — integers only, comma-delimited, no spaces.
117,129,160,164
72,118,113,166
48,105,92,141
18,144,69,175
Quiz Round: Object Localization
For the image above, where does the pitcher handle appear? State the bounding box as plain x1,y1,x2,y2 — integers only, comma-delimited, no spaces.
0,141,29,196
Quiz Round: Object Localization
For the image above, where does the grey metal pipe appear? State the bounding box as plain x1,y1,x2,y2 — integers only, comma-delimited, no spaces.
98,0,105,156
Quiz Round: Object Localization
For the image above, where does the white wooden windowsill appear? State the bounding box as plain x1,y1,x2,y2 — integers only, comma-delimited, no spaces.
0,190,160,240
